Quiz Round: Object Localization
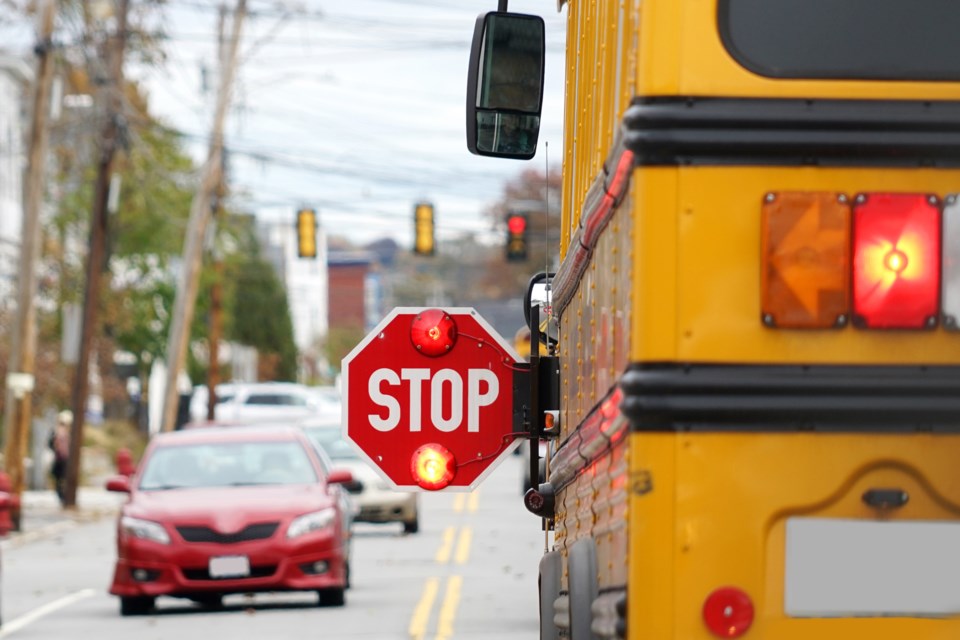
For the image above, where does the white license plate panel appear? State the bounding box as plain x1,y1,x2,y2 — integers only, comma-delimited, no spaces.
785,518,960,617
208,555,250,578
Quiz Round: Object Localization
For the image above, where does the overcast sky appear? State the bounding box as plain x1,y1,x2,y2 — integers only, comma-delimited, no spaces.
129,0,568,249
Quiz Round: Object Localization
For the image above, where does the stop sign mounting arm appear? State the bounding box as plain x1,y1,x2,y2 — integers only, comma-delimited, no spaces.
344,306,530,491
518,298,561,519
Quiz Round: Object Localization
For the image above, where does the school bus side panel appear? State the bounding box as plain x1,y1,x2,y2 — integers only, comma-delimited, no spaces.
627,433,677,640
560,0,641,259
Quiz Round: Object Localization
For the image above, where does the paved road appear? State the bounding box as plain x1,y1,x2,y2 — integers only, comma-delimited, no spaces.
0,455,548,639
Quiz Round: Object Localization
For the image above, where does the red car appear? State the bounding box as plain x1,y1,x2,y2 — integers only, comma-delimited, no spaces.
106,425,353,615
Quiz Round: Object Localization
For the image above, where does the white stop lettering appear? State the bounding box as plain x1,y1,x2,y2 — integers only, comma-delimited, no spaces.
367,367,498,432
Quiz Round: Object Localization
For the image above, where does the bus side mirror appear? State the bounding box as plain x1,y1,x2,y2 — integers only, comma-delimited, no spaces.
466,11,545,160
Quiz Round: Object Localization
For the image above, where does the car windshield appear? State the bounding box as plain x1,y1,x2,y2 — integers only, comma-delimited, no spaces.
138,440,318,490
304,428,358,461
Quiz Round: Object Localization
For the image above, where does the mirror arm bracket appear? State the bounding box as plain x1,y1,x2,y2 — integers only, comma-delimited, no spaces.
498,0,508,11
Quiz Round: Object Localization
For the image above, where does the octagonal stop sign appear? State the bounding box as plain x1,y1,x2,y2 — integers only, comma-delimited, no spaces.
342,307,521,491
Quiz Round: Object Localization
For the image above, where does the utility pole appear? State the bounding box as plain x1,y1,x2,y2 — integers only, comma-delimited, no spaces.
161,0,247,433
206,256,224,420
206,5,229,422
2,0,57,530
63,0,130,509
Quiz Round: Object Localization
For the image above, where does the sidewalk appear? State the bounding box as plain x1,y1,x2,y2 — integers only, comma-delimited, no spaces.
1,486,126,550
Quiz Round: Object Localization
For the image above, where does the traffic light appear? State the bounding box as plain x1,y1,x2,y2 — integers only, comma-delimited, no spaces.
505,213,528,262
296,208,317,258
413,202,435,256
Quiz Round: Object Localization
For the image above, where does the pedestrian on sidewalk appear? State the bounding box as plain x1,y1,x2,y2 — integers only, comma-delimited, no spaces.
49,410,71,506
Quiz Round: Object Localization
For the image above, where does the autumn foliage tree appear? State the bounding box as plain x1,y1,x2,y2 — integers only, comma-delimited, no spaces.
478,167,562,299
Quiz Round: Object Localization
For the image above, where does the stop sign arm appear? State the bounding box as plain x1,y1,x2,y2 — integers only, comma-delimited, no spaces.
521,295,561,517
343,307,529,491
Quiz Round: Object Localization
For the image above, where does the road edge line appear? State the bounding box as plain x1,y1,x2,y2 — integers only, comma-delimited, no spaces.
0,588,96,637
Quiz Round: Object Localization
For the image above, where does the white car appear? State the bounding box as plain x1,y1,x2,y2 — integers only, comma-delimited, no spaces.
306,386,342,420
300,419,420,534
188,383,239,423
211,383,319,424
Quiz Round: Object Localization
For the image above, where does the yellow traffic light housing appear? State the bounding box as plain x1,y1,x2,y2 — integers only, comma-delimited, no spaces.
414,202,435,256
297,208,317,258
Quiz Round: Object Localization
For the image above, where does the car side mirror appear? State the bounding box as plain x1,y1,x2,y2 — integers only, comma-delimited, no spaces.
466,11,545,160
327,469,354,486
105,475,132,493
524,272,558,348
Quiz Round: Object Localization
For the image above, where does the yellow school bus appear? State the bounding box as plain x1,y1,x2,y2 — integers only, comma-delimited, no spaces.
468,1,960,639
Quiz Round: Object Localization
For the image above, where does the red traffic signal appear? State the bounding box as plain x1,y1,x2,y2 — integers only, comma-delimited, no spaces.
506,213,528,262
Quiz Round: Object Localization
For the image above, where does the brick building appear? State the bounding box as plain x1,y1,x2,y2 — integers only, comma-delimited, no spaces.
327,252,373,332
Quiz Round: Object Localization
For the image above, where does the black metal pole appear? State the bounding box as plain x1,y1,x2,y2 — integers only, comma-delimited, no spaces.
528,304,540,493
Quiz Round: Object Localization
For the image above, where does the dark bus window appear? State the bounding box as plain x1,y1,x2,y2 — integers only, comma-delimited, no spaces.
719,0,960,81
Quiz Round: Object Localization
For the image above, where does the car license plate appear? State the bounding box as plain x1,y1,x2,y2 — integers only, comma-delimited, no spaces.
785,517,960,617
209,555,250,578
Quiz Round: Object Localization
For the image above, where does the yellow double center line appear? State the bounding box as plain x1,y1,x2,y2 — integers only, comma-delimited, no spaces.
408,492,478,640
435,526,473,565
452,491,480,513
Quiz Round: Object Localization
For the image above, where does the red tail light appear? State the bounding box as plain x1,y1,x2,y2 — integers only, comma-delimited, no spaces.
410,443,456,490
410,309,458,356
703,587,754,638
852,193,940,329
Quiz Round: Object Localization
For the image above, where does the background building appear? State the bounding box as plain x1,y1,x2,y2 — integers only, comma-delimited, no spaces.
0,53,32,310
328,252,374,333
258,218,329,352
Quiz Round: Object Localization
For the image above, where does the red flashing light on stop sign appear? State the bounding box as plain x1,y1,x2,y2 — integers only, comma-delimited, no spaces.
852,193,940,329
411,443,456,490
410,309,458,357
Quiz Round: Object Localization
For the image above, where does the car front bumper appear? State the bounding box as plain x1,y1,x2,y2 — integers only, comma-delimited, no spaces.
353,491,417,524
109,527,346,598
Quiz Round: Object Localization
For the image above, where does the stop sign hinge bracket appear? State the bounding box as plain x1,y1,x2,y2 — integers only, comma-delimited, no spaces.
512,362,533,439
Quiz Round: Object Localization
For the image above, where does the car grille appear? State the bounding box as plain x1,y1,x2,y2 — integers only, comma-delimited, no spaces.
358,506,404,521
182,565,278,581
176,522,279,544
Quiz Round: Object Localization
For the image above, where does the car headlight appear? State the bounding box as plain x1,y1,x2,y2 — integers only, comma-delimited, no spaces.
120,516,170,545
287,508,336,539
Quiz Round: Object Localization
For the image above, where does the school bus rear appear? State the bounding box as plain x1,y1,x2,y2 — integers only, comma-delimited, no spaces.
549,1,960,639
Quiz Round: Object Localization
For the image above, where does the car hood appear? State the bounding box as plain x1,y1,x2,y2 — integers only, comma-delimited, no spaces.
125,484,334,528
